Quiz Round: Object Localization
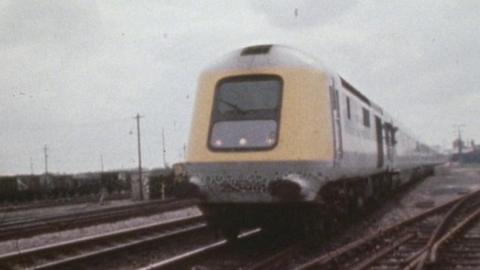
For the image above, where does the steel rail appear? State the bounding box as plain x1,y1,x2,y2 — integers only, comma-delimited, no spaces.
403,189,480,270
406,207,480,270
429,208,480,262
0,193,130,213
349,188,480,270
0,198,198,241
295,194,466,270
0,215,206,270
0,198,183,229
246,243,301,270
139,228,262,270
350,233,415,270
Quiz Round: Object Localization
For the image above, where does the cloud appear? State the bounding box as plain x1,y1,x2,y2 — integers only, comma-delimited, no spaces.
249,0,357,28
0,1,479,174
0,1,101,48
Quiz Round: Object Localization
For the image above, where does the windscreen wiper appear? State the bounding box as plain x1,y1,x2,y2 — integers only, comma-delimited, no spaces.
218,99,247,114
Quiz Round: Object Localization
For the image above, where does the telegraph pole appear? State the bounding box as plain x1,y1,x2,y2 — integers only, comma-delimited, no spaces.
135,114,144,200
100,154,104,173
30,157,34,175
162,128,167,167
183,143,187,159
453,124,466,155
43,145,48,175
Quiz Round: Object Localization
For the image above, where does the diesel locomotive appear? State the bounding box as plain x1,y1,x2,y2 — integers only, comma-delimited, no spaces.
175,45,444,239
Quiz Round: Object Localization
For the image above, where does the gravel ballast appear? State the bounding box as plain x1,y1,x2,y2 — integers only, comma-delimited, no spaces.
372,164,480,229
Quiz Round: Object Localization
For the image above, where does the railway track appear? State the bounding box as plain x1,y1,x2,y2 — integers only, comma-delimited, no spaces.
2,177,470,269
138,173,434,270
296,189,480,270
415,200,480,269
0,198,198,241
0,193,130,213
137,227,307,270
246,242,302,270
139,228,263,270
0,215,206,270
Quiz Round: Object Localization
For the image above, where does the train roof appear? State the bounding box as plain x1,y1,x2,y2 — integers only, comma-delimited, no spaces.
204,44,331,73
200,45,439,155
204,44,392,121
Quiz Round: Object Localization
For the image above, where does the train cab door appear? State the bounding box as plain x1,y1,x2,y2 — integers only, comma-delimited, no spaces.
329,78,343,166
375,116,384,168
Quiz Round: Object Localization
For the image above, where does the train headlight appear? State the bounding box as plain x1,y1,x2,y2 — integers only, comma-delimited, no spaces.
214,139,223,146
266,137,275,145
239,138,247,146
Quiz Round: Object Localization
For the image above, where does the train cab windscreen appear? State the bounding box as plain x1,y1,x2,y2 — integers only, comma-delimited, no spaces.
209,75,282,151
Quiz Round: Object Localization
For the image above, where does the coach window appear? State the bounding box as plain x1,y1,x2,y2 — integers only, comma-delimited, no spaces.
362,108,370,127
346,97,351,120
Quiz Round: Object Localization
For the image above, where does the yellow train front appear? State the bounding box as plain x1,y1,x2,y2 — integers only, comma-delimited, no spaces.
177,44,442,238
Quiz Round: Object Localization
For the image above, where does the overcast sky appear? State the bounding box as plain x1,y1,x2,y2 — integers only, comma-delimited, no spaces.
1,0,479,175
